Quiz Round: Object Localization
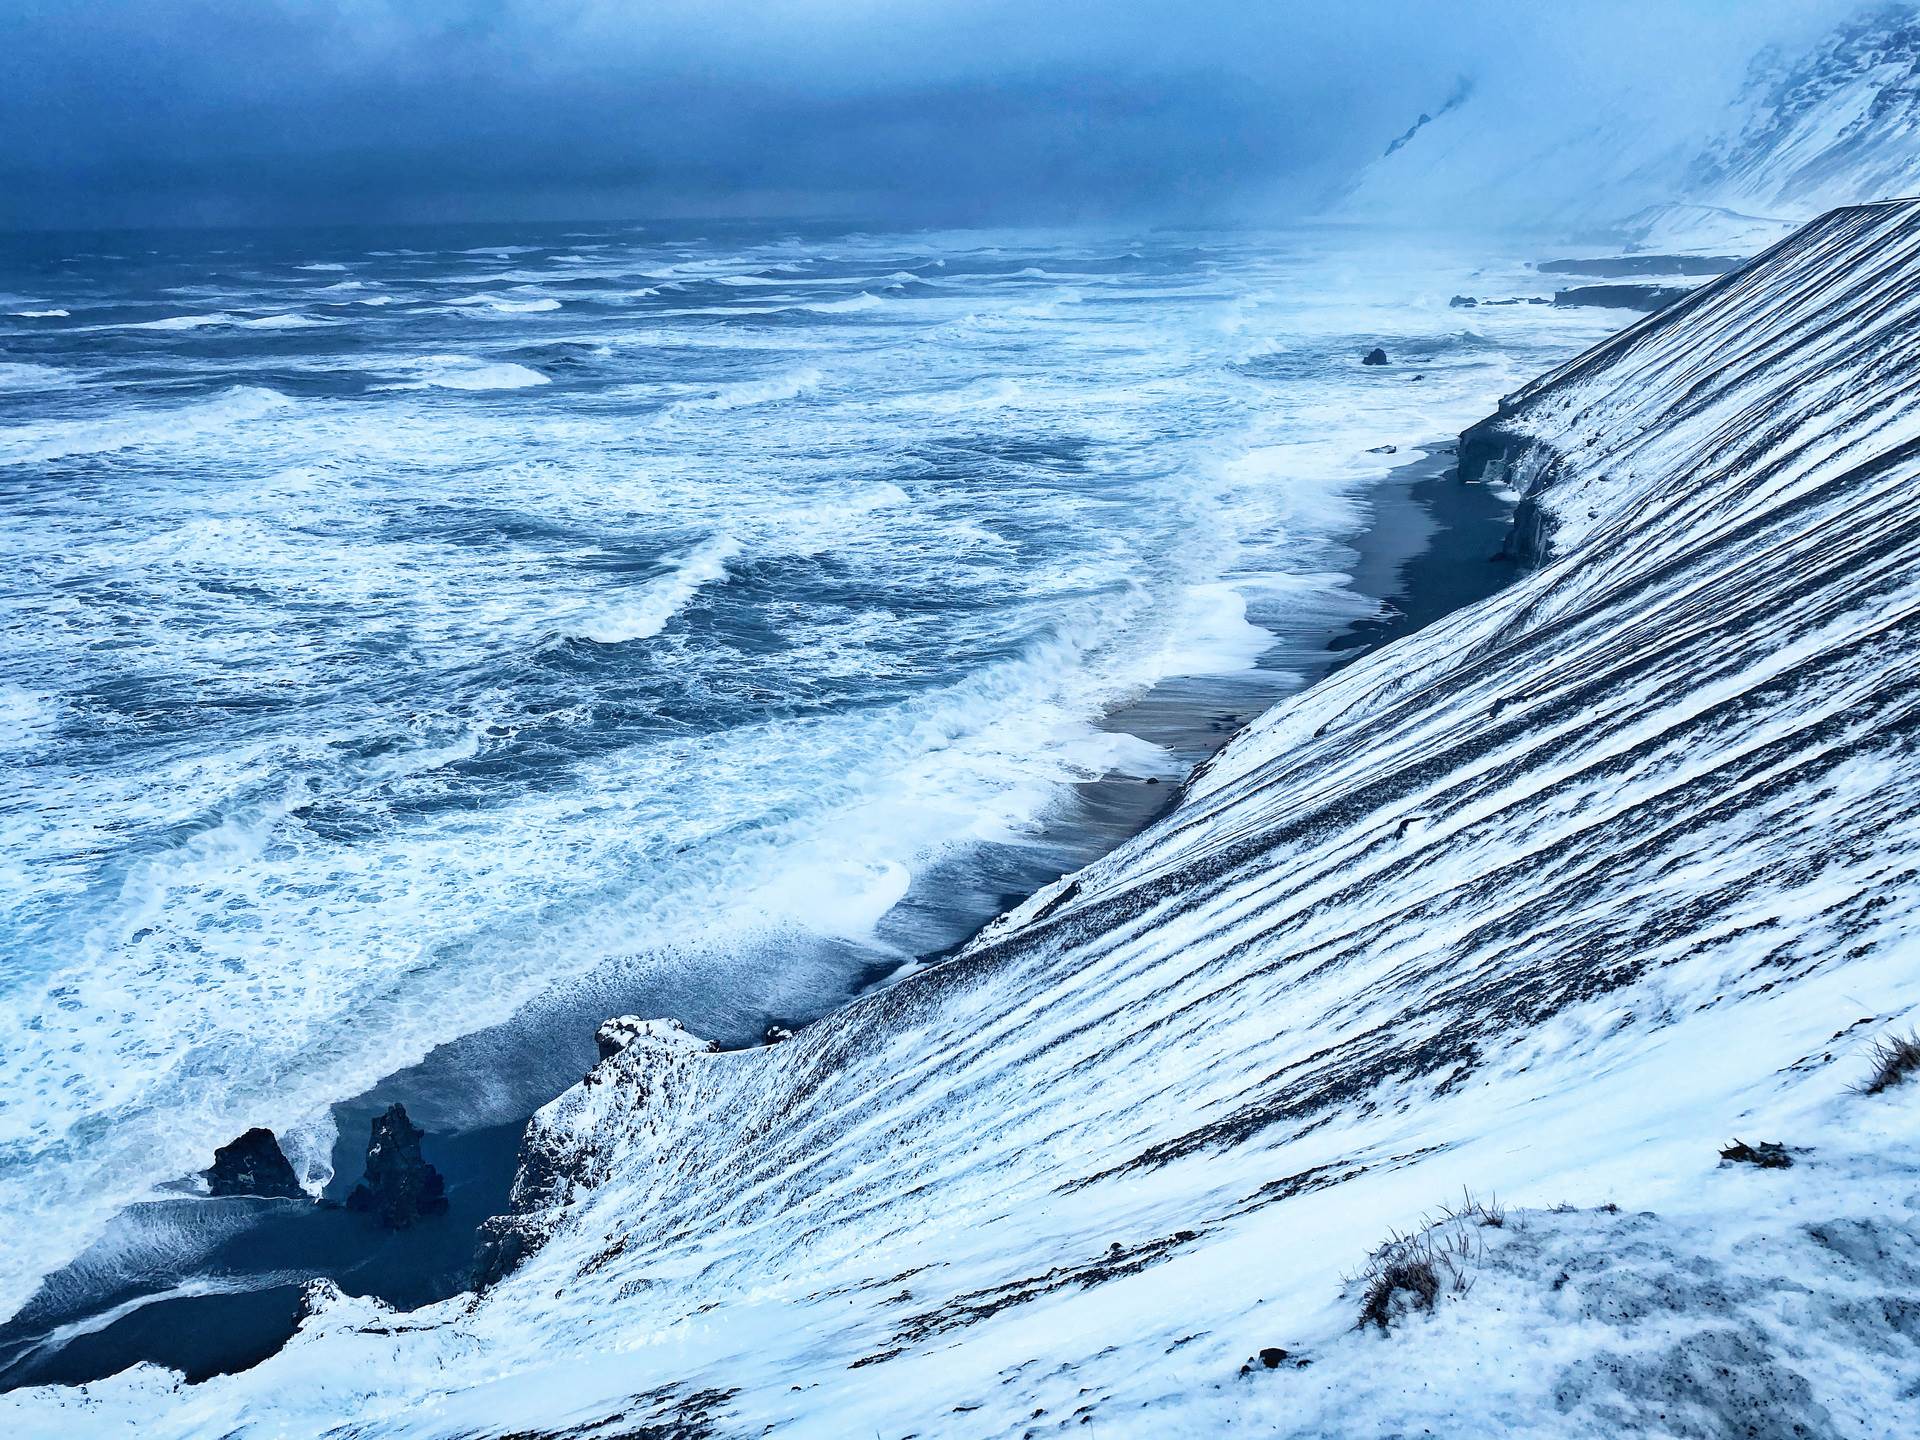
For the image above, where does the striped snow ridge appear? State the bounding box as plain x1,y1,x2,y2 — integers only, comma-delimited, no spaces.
11,201,1920,1437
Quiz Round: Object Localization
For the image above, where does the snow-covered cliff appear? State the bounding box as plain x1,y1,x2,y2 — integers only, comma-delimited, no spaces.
13,189,1920,1438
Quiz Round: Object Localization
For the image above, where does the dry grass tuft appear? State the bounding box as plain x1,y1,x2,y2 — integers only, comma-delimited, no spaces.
1859,1031,1920,1096
1352,1192,1499,1331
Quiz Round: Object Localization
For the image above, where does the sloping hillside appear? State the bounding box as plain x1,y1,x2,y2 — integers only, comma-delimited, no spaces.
13,202,1920,1439
1689,4,1920,219
1335,3,1920,249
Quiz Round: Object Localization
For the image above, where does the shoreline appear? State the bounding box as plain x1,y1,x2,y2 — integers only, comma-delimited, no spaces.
0,436,1522,1392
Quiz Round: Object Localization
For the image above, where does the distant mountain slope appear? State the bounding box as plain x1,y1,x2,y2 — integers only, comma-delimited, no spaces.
17,199,1920,1440
1334,3,1920,249
1690,3,1920,216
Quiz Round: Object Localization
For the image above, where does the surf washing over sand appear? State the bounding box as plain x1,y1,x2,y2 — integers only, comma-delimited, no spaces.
0,220,1626,1337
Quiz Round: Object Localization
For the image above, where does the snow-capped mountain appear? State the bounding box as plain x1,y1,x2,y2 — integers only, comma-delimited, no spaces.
1690,4,1920,218
1334,2,1920,249
14,196,1919,1439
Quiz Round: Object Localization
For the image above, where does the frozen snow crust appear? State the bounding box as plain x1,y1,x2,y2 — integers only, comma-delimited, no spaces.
12,199,1920,1437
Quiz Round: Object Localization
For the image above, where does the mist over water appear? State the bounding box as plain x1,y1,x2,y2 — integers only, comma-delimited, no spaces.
0,218,1619,1322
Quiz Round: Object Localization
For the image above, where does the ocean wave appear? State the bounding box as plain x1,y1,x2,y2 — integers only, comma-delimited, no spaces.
906,377,1026,414
295,262,347,272
447,292,563,314
673,367,823,411
568,535,740,643
0,362,71,391
237,313,333,329
387,355,552,390
10,308,69,319
802,292,885,314
0,384,293,466
123,312,234,331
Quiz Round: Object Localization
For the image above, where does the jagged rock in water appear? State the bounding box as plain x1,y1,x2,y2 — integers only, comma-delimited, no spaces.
204,1127,305,1200
345,1104,447,1229
1361,346,1389,366
764,1024,795,1046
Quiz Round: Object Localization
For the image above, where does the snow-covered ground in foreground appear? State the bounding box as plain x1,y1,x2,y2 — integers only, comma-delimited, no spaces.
13,199,1920,1438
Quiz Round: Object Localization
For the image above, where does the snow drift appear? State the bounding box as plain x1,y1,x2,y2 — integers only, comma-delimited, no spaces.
12,200,1920,1437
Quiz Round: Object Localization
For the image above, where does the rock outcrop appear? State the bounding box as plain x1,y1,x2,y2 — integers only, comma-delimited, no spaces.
204,1128,305,1200
344,1105,447,1230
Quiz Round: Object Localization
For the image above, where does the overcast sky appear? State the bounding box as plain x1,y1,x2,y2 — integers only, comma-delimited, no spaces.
0,0,1867,231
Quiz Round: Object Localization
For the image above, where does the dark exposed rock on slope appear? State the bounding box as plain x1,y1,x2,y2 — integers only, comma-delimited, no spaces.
12,199,1920,1436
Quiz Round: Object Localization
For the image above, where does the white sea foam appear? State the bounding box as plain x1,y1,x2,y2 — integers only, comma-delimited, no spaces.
0,684,58,749
10,308,68,319
295,262,347,272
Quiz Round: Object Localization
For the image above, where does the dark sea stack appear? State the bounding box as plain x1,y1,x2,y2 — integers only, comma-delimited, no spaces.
1362,346,1390,365
346,1104,448,1229
205,1127,305,1199
1552,283,1693,312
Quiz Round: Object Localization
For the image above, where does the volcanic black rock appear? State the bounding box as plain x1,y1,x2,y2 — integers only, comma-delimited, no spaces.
345,1104,449,1228
1362,347,1390,365
205,1127,305,1199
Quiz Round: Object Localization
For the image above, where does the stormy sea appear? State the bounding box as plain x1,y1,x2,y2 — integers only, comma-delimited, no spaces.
0,221,1612,1379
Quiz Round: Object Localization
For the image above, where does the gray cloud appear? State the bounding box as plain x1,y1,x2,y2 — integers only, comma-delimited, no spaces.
0,0,1870,230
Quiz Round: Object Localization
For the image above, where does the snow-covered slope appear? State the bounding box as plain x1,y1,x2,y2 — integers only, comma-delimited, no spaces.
1335,3,1920,249
1689,4,1920,220
14,202,1920,1438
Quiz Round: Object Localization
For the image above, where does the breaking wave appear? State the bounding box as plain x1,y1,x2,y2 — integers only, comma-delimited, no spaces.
567,535,741,643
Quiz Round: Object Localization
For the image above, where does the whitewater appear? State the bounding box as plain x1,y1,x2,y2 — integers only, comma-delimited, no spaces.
0,220,1622,1328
